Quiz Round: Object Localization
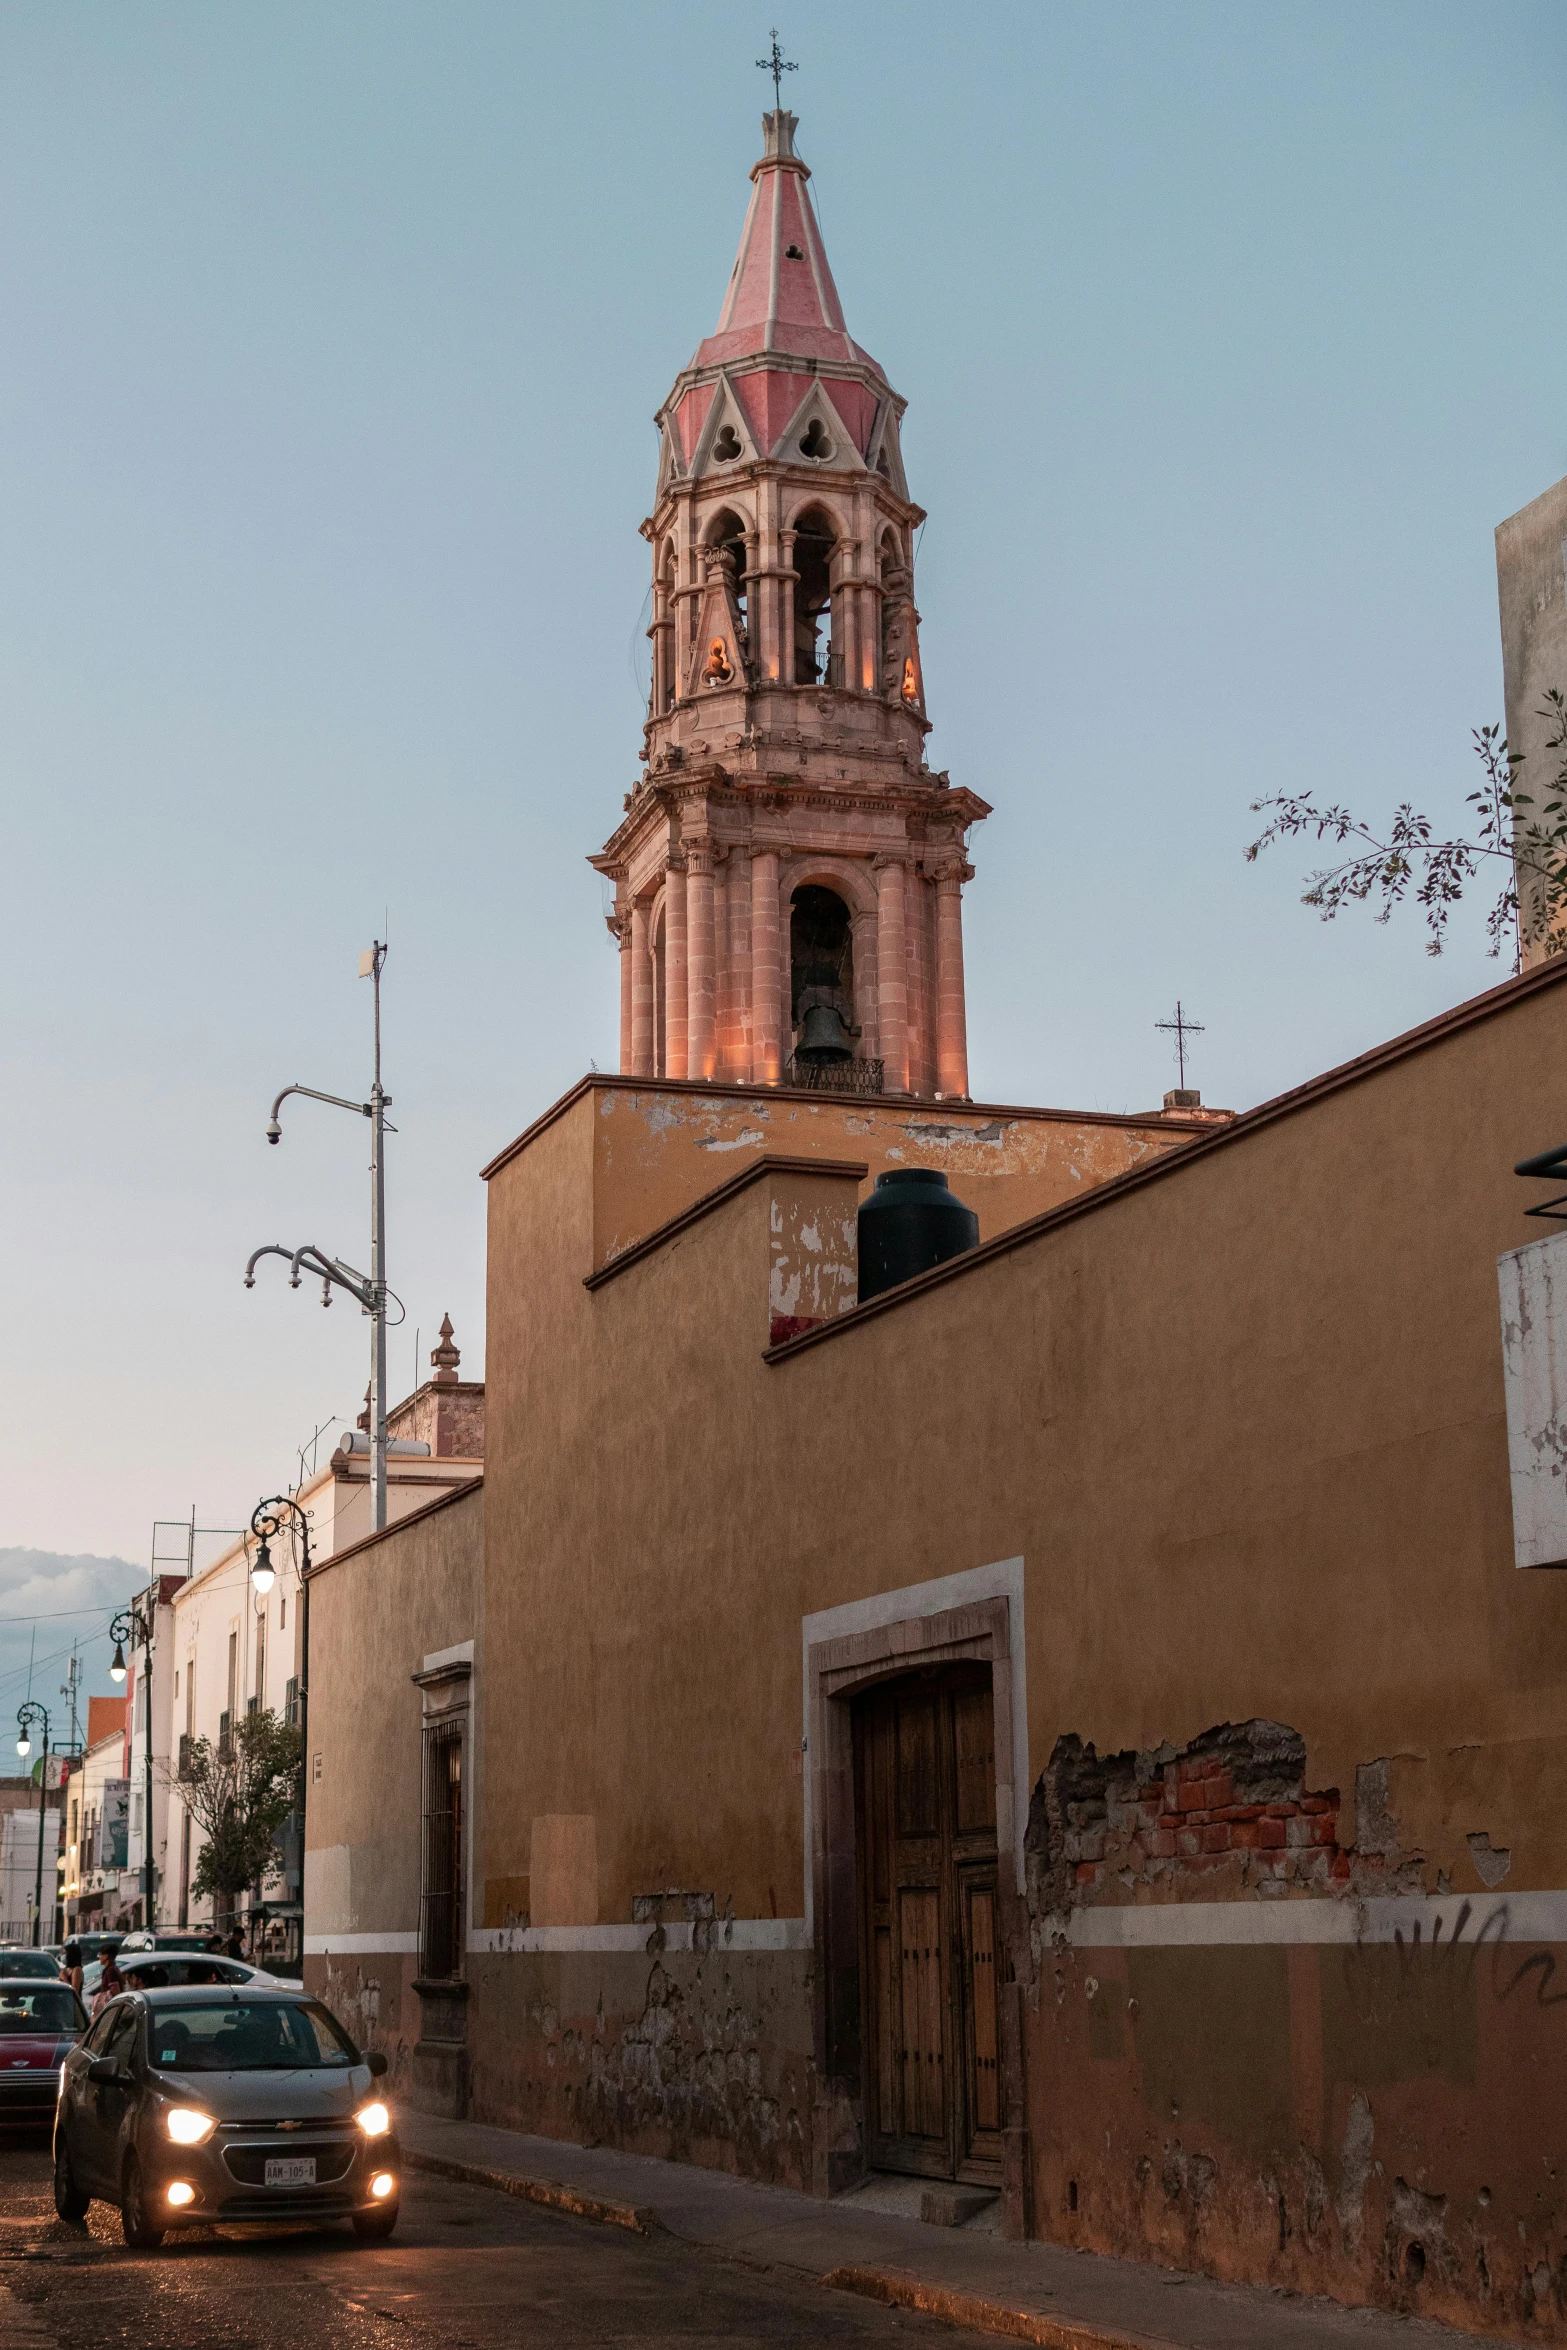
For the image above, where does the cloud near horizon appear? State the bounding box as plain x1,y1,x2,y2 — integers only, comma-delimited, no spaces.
0,1546,149,1738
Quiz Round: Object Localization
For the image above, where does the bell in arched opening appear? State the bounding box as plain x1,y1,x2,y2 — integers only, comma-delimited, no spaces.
797,1002,853,1065
790,885,854,1056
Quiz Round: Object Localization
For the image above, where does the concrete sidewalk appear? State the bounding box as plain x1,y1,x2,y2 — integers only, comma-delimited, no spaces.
397,2111,1495,2350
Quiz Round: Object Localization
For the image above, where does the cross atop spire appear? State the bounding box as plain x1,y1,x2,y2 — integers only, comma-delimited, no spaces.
756,29,797,108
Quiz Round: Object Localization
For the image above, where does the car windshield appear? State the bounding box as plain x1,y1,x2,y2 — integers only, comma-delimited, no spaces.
0,1986,85,2034
149,2001,358,2072
124,1960,237,1989
0,1954,60,1980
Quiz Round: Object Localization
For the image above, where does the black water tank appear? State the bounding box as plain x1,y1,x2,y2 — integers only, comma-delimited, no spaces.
857,1168,980,1303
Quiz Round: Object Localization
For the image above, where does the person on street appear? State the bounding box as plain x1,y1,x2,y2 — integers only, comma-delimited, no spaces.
62,1941,83,1998
90,1960,123,2015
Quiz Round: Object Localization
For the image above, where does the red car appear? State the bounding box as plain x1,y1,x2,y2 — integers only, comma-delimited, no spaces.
0,1979,89,2125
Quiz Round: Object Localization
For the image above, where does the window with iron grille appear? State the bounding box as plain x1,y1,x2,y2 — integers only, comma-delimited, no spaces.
419,1719,464,1981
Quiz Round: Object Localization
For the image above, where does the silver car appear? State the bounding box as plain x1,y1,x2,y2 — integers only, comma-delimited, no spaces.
54,1985,398,2247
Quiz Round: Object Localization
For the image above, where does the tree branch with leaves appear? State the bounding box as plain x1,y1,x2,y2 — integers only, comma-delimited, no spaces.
172,1707,301,1916
1246,690,1567,968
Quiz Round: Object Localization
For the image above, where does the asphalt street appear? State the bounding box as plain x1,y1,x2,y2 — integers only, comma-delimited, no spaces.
0,2133,999,2349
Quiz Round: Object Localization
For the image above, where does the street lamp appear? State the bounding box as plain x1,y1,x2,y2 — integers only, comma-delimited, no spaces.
243,942,395,1533
15,1703,50,1947
250,1496,313,1960
109,1602,155,1928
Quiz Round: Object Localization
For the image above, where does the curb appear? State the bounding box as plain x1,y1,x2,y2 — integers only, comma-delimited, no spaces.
400,2148,1175,2349
822,2266,1168,2350
401,2148,662,2237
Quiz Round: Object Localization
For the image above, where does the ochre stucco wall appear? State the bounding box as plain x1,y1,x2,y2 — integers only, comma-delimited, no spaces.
304,1481,483,2101
468,968,1567,2337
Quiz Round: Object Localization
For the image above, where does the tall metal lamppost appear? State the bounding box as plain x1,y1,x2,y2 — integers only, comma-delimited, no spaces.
109,1601,156,1927
15,1703,51,1947
249,1493,312,1961
244,942,393,1533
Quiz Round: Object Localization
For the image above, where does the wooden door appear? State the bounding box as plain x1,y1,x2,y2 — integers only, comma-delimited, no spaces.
854,1665,1003,2182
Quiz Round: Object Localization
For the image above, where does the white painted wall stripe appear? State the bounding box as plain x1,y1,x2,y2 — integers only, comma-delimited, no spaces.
468,1919,809,1957
1060,1889,1567,1949
305,1931,419,1956
305,1896,1567,1961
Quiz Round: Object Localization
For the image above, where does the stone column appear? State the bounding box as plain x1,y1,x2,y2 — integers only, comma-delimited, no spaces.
831,538,861,695
630,901,654,1077
721,850,751,1079
664,859,688,1079
686,844,716,1080
850,906,879,1060
874,855,909,1093
614,914,633,1075
934,861,971,1098
750,848,782,1083
779,528,798,687
909,872,937,1095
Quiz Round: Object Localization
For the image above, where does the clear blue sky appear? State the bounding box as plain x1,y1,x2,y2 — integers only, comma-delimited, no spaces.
3,3,1565,1691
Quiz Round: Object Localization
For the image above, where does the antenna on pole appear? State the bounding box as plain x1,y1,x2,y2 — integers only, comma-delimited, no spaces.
756,28,797,107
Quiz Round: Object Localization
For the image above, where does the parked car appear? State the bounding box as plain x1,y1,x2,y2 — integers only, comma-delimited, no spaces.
0,1980,89,2124
0,1951,65,1981
117,1931,227,1956
82,1954,281,2003
53,1987,397,2246
69,1934,125,1966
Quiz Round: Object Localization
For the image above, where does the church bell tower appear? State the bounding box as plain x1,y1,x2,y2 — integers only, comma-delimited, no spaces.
592,110,989,1098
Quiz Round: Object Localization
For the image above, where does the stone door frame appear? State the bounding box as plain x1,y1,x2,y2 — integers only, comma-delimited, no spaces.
800,1559,1031,2228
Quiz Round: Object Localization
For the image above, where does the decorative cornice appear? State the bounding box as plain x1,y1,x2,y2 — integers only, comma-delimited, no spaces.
480,1072,1227,1188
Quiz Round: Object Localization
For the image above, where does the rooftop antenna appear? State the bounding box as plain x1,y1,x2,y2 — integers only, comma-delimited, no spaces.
1155,1000,1205,1093
757,28,797,107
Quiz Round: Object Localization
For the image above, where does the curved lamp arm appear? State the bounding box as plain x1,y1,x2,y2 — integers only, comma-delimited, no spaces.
244,1242,375,1313
266,1082,373,1145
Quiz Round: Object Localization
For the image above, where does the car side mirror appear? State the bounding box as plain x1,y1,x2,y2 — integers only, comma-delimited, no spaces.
86,2056,119,2085
365,2050,388,2079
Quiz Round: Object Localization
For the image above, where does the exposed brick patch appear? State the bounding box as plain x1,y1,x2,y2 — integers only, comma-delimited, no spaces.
1024,1719,1424,1927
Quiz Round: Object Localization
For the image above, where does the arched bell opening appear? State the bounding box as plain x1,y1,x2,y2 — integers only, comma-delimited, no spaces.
790,884,856,1067
704,507,750,653
792,508,837,687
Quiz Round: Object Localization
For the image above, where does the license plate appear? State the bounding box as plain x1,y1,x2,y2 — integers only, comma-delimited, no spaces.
264,2156,316,2188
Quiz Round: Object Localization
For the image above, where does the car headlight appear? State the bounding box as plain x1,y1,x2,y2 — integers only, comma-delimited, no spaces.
355,2101,391,2138
165,2107,216,2146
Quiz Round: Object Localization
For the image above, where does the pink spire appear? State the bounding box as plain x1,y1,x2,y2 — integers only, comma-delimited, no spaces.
692,113,884,378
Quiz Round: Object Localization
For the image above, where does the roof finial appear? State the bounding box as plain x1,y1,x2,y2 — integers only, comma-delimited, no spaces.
1155,1000,1206,1093
756,28,797,109
430,1312,460,1388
